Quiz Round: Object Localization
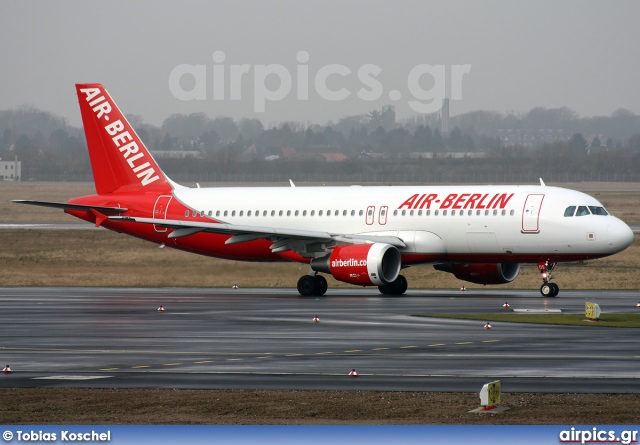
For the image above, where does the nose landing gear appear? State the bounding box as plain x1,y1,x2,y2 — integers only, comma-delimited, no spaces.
538,261,559,297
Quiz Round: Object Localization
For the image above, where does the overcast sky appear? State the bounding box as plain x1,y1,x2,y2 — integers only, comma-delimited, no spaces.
1,0,639,127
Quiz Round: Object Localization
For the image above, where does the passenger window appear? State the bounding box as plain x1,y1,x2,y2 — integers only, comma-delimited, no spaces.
263,210,267,216
224,211,228,217
485,210,489,216
510,209,514,216
185,210,189,217
247,211,251,217
351,210,355,216
589,206,608,216
271,210,275,216
208,210,212,217
435,210,439,216
311,210,315,216
319,210,323,216
402,210,406,216
468,210,472,216
451,210,456,216
239,211,243,217
303,210,307,216
193,210,197,217
493,210,498,216
359,210,363,216
295,210,299,216
564,206,576,217
426,210,430,216
576,206,590,217
476,210,481,216
287,210,291,216
443,210,447,216
327,210,331,216
418,210,422,216
343,210,347,216
232,211,236,217
279,210,283,216
501,210,506,216
394,210,398,216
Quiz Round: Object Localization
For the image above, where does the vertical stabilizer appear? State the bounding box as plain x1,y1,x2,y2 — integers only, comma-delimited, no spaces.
76,84,172,195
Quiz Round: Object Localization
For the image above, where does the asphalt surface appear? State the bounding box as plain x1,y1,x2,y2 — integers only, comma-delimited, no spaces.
1,287,639,393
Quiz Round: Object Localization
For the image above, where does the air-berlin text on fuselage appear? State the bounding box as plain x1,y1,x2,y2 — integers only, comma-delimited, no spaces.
398,193,515,210
79,87,160,186
331,258,367,268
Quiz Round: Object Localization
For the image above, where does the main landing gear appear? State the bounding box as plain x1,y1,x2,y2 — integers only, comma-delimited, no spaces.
538,261,559,297
297,274,328,297
296,273,408,296
378,275,408,295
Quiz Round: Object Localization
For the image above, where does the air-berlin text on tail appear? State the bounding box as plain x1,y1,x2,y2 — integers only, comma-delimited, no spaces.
398,192,515,210
79,87,160,187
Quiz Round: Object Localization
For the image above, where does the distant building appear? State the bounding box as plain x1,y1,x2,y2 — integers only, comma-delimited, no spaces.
0,157,21,181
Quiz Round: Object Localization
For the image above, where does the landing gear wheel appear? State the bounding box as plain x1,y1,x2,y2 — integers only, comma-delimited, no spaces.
314,275,328,296
378,274,408,295
297,275,317,296
540,282,560,297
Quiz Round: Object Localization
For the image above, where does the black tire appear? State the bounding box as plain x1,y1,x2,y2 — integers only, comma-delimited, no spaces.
550,283,560,297
394,274,408,295
297,275,317,296
378,275,408,295
540,283,552,297
314,275,328,296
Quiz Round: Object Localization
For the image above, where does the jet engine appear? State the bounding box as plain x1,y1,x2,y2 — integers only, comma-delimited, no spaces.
310,243,401,286
434,262,520,285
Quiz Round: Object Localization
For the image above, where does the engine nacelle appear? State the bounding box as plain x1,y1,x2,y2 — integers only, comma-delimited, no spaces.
434,262,520,285
311,243,401,286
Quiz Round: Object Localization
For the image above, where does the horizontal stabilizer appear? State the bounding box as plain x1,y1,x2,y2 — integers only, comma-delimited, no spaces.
13,200,128,215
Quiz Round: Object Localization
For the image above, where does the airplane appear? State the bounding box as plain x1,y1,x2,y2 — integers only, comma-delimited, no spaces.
14,84,635,297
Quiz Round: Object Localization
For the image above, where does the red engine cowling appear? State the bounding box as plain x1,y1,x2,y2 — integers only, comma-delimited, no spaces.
434,262,520,285
310,243,401,286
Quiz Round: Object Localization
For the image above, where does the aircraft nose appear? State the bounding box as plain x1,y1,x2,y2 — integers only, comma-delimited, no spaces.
606,220,635,251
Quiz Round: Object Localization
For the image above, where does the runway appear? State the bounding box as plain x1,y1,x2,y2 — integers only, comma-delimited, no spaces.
1,287,639,393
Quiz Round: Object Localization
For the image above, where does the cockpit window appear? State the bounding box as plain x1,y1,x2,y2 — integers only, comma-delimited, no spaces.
588,206,608,216
575,206,591,217
564,206,576,217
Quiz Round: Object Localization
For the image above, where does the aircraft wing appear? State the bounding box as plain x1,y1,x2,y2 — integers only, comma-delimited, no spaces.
13,200,128,214
109,216,406,254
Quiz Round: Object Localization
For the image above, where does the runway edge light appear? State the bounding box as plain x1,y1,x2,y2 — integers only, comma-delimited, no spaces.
469,380,509,414
484,322,492,330
349,369,358,377
158,305,165,312
3,365,12,373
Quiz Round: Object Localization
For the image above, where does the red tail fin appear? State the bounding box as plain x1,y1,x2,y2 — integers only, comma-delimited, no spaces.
76,84,172,195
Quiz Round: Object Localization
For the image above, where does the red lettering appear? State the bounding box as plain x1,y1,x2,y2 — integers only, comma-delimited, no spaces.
493,193,514,209
418,193,438,209
399,194,419,209
413,194,427,209
440,194,457,209
452,193,470,210
476,193,490,209
464,193,482,209
487,194,499,209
